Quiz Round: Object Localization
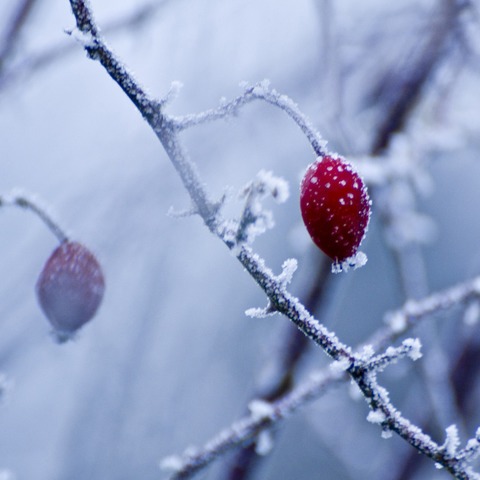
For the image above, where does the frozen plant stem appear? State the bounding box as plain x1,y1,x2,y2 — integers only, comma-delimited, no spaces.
171,82,328,157
0,192,69,243
66,1,479,478
162,369,347,479
168,275,480,478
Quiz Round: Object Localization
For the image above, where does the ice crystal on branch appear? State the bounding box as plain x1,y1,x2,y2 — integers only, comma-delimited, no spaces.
464,301,480,326
67,26,96,48
255,430,274,456
367,409,387,425
235,170,289,247
331,251,368,274
443,425,461,457
159,455,183,473
248,399,274,421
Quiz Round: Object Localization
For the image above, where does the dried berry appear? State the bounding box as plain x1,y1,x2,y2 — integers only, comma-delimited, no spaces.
300,155,371,265
36,241,105,339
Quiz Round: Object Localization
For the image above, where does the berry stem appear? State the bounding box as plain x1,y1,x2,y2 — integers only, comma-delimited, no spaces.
172,81,328,158
0,191,69,244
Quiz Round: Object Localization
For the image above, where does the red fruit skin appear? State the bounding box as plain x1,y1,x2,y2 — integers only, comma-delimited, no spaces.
36,241,105,335
300,155,371,263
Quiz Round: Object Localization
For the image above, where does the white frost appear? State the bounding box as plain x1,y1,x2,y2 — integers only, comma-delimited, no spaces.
331,251,368,273
245,305,274,318
402,338,422,361
386,311,408,333
248,399,275,421
277,258,298,286
360,344,375,360
159,455,183,472
472,276,480,295
464,302,480,326
443,424,460,457
255,430,274,456
329,357,351,374
251,79,271,96
256,170,290,203
367,410,386,424
69,27,96,48
385,346,397,357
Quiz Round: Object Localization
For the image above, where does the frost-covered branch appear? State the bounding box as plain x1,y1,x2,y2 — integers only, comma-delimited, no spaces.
369,275,480,348
234,170,289,246
0,190,69,243
161,368,347,479
67,0,354,361
66,1,480,478
172,80,328,157
163,274,480,479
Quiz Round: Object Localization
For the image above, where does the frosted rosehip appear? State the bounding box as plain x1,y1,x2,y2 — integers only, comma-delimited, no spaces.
36,241,105,338
300,155,371,263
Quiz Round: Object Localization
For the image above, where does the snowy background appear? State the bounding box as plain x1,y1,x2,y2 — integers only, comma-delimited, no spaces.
1,0,480,479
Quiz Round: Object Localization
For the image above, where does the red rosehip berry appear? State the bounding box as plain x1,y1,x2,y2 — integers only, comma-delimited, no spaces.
300,155,371,265
36,241,105,339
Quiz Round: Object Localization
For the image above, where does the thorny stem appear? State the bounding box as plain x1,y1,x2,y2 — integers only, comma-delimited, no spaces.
66,1,480,478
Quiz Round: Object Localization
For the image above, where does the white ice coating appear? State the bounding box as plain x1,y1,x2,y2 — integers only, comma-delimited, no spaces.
69,27,96,48
248,399,275,421
367,410,386,424
255,430,274,456
386,311,408,333
329,357,351,374
464,302,480,326
403,338,422,361
443,425,460,457
331,251,368,273
256,170,290,204
159,455,183,472
277,258,298,286
245,306,274,318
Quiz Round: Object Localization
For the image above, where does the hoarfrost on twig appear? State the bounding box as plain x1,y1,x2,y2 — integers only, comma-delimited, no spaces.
255,430,274,456
443,425,461,457
248,399,275,421
235,170,289,247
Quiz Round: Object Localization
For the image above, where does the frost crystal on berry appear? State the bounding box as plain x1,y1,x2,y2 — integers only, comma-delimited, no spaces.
36,241,105,340
300,155,371,267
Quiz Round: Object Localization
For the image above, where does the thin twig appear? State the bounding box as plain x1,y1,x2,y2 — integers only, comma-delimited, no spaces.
172,81,328,157
0,191,69,243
